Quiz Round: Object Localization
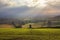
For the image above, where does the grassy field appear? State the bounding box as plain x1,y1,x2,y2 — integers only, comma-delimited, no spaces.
0,28,60,40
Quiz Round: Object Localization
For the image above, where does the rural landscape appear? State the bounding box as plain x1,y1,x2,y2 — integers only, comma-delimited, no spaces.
0,14,60,40
0,0,60,40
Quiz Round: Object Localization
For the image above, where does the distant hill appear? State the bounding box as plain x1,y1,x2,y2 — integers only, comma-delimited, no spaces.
53,15,60,19
0,18,22,24
49,15,60,21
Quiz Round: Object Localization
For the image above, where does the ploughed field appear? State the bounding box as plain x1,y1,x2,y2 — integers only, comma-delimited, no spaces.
0,28,60,40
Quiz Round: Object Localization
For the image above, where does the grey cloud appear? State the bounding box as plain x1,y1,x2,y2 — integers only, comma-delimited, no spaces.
0,0,60,19
0,6,32,18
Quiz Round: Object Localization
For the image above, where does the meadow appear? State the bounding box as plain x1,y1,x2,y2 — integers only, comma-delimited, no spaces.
0,28,60,40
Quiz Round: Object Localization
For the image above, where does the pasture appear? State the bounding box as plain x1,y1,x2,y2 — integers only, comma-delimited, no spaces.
0,28,60,40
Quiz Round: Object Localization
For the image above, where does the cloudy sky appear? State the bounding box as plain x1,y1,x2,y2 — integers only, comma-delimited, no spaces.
0,0,60,19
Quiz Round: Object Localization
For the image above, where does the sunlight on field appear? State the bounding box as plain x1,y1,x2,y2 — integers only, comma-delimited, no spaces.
0,24,14,28
22,23,42,28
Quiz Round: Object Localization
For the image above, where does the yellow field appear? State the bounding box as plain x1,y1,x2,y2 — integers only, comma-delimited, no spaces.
0,28,60,40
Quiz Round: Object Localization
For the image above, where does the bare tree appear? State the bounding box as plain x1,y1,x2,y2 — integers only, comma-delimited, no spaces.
12,21,25,28
12,22,22,28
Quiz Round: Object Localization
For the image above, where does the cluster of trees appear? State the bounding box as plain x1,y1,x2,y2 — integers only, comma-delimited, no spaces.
11,20,53,28
46,20,60,27
6,19,60,28
0,17,60,28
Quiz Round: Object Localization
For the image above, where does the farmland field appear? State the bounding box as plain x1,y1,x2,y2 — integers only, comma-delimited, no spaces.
0,28,60,40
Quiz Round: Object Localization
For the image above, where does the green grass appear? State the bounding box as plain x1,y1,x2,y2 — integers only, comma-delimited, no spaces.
0,28,60,40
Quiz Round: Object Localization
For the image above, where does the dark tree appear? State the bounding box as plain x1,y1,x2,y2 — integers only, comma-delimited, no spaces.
29,24,32,28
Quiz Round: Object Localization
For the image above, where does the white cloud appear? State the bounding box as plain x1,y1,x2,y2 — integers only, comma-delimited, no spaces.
0,0,60,8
